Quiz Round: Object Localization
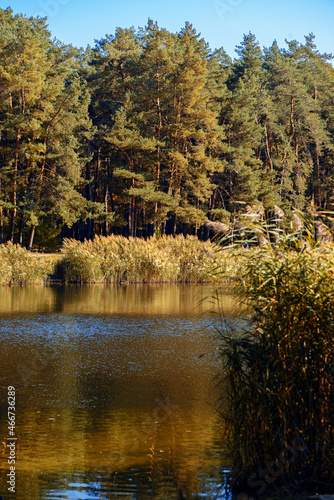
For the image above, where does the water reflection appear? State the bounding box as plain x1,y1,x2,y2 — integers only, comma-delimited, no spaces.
0,285,233,499
0,284,237,316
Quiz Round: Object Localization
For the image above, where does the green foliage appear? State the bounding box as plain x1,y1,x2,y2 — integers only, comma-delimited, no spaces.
86,20,223,236
216,220,334,496
0,8,93,248
1,9,334,243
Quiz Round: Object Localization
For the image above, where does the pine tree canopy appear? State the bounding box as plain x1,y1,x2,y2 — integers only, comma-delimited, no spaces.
1,8,334,247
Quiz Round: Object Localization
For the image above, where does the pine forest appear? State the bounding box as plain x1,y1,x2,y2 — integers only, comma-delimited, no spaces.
1,7,334,250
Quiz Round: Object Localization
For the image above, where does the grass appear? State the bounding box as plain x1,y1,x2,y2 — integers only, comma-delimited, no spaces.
215,218,334,498
0,242,57,285
59,235,234,284
0,235,247,285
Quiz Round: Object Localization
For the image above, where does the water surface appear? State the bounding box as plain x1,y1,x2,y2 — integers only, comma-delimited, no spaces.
0,285,234,499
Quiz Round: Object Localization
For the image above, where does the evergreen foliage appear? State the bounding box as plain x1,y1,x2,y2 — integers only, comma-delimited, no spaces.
1,8,334,246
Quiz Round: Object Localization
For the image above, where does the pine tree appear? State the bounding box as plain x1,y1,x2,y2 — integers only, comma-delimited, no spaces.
88,22,223,237
129,20,177,235
292,34,334,208
87,27,143,237
263,36,333,212
0,8,94,248
161,23,223,234
217,33,273,216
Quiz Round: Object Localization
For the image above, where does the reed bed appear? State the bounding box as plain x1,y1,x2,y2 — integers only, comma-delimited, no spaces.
216,223,334,497
0,242,56,285
60,235,238,283
0,235,247,285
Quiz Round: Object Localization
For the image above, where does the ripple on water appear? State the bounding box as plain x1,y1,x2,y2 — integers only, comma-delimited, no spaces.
0,285,233,499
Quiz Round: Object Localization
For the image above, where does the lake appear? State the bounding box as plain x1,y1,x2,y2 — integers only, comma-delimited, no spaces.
0,285,235,499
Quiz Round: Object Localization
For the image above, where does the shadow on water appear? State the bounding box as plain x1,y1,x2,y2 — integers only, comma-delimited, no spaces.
0,285,235,499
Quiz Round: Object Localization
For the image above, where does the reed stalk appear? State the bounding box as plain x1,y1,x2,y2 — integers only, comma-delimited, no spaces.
216,216,334,497
60,235,232,284
0,242,56,285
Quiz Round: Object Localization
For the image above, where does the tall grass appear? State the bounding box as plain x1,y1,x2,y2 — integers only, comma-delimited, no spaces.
216,219,334,497
60,235,229,284
0,235,247,285
0,242,56,285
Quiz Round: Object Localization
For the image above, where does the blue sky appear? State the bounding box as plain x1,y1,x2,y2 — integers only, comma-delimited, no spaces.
5,0,334,58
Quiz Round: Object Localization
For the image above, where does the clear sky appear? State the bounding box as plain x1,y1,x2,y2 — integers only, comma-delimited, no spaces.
4,0,334,58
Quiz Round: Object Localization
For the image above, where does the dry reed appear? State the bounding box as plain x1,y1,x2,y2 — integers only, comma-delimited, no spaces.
216,218,334,497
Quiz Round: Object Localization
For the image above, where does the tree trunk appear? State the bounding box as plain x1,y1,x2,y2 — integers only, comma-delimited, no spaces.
104,187,109,236
28,151,47,250
173,215,177,236
130,195,135,237
0,179,3,243
264,119,274,172
209,189,217,220
28,225,36,251
154,88,162,230
10,129,21,243
18,215,24,247
280,97,295,191
0,209,3,244
314,151,321,206
94,148,101,202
